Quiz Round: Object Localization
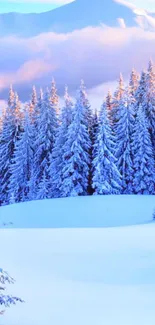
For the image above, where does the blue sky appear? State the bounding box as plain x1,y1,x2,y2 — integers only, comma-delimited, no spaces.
0,1,73,13
0,0,155,14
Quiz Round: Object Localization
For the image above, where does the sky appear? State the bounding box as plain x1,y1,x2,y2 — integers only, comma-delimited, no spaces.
0,0,154,107
0,0,155,14
0,1,74,13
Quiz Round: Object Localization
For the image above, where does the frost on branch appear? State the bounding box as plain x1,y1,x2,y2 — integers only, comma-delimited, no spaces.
0,268,23,314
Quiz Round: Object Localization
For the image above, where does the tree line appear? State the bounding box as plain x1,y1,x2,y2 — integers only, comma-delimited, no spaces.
0,60,155,205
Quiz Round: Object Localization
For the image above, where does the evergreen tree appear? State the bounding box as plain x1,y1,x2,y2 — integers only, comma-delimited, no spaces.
80,79,92,132
111,73,125,131
129,68,139,96
60,84,91,197
36,169,49,200
92,102,121,195
106,90,113,123
8,84,15,108
0,92,21,205
33,88,58,197
135,70,147,115
145,60,155,149
28,89,44,200
49,86,74,198
128,68,139,118
115,89,134,194
133,104,155,194
8,108,34,203
29,85,37,122
79,80,94,194
50,78,59,117
89,109,99,194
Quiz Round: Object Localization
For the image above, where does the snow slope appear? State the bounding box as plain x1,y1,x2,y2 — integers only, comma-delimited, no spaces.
1,195,155,325
0,195,154,228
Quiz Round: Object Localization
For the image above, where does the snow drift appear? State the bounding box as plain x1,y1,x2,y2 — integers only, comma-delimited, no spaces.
0,195,154,228
1,195,155,325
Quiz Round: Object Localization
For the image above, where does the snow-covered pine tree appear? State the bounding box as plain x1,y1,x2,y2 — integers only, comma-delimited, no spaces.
79,80,94,193
60,84,91,197
34,88,58,198
0,268,23,314
8,84,15,108
28,89,43,200
115,89,134,194
145,60,155,149
31,85,37,107
92,102,122,195
90,109,99,193
128,68,139,118
13,92,22,127
36,168,49,200
106,90,113,123
0,91,21,205
49,86,74,198
79,79,93,132
111,73,125,131
129,68,139,97
135,70,147,116
132,104,155,194
8,107,34,203
29,85,37,122
50,78,59,117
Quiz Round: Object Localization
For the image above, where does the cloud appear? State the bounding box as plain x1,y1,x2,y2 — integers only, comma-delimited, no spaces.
0,25,155,101
117,18,126,28
0,59,55,90
115,0,136,10
116,0,155,12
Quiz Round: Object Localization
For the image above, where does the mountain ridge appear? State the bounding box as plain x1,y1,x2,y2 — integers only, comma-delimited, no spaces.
0,0,147,38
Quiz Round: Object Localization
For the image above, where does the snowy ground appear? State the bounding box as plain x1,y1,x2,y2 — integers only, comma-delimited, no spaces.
0,195,155,228
1,195,155,325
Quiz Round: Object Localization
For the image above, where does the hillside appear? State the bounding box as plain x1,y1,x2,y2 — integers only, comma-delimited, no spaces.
1,195,155,325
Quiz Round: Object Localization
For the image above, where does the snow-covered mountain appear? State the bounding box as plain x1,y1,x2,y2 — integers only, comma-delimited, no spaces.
0,0,155,38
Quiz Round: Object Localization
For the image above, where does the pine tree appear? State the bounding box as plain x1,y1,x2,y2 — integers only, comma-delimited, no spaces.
28,89,43,200
60,84,91,197
8,108,34,203
79,80,94,194
129,68,139,96
49,86,74,198
33,88,58,197
36,169,49,200
133,104,155,194
92,102,121,195
106,90,113,123
8,84,15,108
115,89,134,194
128,68,139,118
50,78,59,117
111,73,125,131
145,60,155,149
79,79,92,132
135,70,147,115
29,85,37,122
0,92,21,205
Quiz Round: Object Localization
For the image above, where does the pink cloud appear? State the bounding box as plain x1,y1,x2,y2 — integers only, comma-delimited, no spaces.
0,25,155,97
0,59,56,90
